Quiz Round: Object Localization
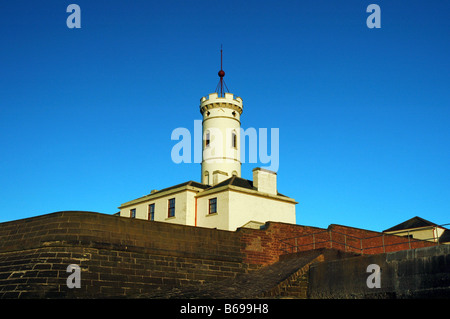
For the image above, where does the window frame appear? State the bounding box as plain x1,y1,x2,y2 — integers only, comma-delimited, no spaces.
205,130,210,148
130,208,136,219
208,197,217,215
148,203,155,221
231,130,237,148
168,198,176,218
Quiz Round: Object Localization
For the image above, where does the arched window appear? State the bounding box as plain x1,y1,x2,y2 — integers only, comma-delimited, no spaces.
204,171,209,185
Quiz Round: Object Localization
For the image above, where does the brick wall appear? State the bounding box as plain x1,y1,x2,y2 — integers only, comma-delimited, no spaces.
329,224,435,254
239,222,437,265
239,222,326,265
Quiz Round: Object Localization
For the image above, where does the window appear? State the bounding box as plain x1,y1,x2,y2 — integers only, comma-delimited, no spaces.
148,203,155,221
130,208,136,219
168,198,175,218
205,130,210,147
209,198,217,214
231,131,237,148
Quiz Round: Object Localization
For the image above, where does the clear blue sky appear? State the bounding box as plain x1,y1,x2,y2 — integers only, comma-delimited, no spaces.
0,0,449,231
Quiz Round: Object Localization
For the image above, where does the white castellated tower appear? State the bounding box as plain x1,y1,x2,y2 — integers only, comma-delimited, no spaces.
199,49,243,186
118,48,297,229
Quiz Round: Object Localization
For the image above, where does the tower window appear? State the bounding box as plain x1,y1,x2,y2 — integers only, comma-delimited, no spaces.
130,208,136,219
205,130,210,148
168,198,176,218
148,203,155,221
232,131,237,148
209,198,217,214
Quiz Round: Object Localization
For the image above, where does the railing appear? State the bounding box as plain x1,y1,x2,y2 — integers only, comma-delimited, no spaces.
279,223,450,255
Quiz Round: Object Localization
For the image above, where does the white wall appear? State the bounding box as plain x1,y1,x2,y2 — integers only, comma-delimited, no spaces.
195,188,296,231
119,186,296,232
119,190,196,227
196,190,230,230
228,190,296,231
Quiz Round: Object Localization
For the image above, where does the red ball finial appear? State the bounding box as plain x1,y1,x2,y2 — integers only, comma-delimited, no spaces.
218,69,225,78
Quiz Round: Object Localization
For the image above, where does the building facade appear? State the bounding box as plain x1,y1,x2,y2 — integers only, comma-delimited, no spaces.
118,168,297,231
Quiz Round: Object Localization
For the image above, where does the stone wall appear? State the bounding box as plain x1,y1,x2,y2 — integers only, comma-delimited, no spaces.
0,211,249,298
308,244,450,298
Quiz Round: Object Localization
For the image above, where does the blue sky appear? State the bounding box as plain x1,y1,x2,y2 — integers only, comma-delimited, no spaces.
0,0,449,231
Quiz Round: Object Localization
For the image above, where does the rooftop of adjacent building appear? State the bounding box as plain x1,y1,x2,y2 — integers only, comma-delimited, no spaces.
383,216,448,232
383,216,450,243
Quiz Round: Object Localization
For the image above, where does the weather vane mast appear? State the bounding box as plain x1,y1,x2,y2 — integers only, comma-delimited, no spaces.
215,45,229,97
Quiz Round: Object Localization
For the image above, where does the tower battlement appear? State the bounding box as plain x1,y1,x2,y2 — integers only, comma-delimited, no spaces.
200,92,243,114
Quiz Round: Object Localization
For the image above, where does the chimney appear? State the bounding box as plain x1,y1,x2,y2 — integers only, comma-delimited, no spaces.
252,167,277,195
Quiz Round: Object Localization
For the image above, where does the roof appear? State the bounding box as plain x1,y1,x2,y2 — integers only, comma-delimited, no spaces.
207,176,254,191
120,176,294,209
383,216,439,232
150,180,209,195
119,180,209,208
439,229,450,243
204,175,288,197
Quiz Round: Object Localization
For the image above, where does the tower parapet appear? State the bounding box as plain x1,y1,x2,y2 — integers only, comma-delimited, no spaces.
200,92,243,115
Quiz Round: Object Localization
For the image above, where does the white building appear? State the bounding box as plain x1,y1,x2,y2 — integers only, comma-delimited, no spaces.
383,216,450,244
118,61,297,231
